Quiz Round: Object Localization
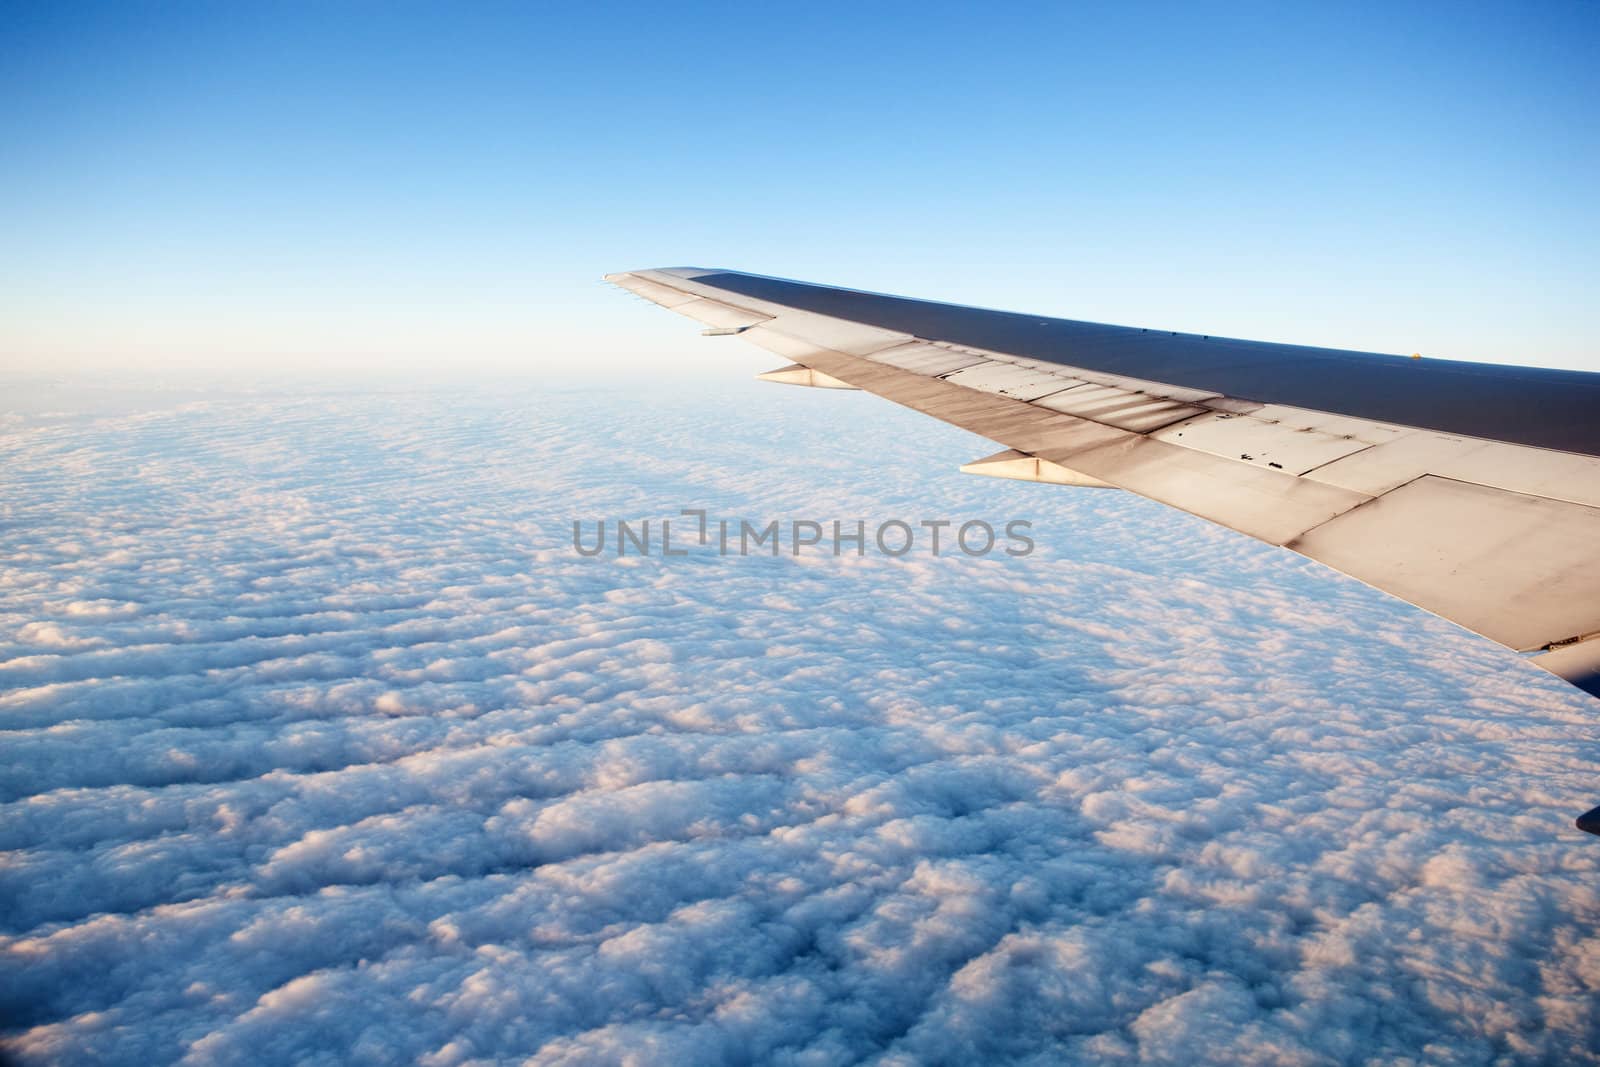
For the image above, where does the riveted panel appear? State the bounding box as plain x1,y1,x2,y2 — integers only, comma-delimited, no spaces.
1153,411,1373,475
1289,476,1600,651
869,342,992,377
1003,360,1224,405
942,362,1077,401
1035,382,1206,432
1307,432,1600,509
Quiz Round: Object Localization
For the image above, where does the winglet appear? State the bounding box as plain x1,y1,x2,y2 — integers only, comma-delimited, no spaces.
1577,806,1600,836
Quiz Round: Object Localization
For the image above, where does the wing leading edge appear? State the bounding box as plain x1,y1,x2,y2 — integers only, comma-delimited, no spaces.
607,267,1600,832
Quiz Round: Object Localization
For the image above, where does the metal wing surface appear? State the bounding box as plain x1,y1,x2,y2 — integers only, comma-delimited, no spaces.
606,267,1600,729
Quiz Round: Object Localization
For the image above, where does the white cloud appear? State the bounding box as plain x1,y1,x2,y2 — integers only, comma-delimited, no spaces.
1,379,1597,1065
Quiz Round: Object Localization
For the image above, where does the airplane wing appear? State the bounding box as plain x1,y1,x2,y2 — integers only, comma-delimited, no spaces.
606,267,1600,833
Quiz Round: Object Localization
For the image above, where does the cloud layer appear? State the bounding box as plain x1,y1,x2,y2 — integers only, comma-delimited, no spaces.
2,379,1597,1065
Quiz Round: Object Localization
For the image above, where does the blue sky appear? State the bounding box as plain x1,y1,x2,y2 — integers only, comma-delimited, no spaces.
2,0,1596,375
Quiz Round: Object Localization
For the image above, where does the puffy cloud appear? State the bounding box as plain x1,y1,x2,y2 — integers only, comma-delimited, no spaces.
0,380,1597,1065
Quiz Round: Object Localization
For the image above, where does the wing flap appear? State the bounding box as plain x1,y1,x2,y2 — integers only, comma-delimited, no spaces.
1287,476,1600,651
869,342,990,377
1034,384,1206,433
1304,431,1600,509
1534,638,1600,700
942,361,1087,402
1151,411,1376,475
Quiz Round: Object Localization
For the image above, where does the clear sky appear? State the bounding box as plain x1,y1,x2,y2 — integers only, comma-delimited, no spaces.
2,0,1596,378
